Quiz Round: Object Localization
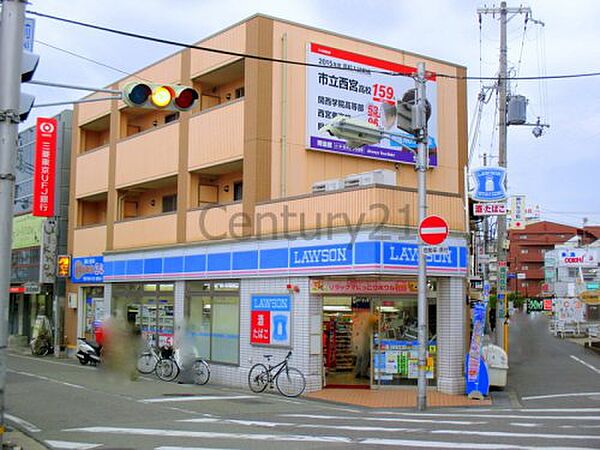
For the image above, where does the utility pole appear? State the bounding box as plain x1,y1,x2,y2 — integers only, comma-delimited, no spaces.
0,0,27,441
415,62,429,411
478,2,532,352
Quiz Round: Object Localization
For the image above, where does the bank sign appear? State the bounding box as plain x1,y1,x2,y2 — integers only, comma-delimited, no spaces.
71,256,104,283
306,42,438,167
250,295,291,347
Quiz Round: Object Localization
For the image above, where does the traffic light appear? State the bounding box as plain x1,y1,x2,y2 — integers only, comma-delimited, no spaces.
122,82,199,111
19,50,39,121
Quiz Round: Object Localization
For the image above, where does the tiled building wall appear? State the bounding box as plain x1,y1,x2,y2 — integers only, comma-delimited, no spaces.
436,276,466,394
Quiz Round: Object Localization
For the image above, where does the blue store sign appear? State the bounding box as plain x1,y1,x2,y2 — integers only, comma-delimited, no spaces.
471,167,507,202
71,256,104,283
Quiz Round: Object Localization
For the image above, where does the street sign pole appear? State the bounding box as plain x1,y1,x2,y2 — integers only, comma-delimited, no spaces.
0,0,27,442
416,62,429,411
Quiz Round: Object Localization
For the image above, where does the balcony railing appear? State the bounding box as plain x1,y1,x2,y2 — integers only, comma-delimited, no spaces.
113,213,177,250
75,145,109,198
73,224,107,257
186,202,243,242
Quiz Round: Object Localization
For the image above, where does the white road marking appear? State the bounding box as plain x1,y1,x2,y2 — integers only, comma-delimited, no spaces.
8,369,86,390
179,417,422,433
141,395,257,403
281,413,486,425
509,423,539,427
522,392,600,401
570,355,600,375
156,448,242,450
5,413,41,432
373,411,600,420
432,429,600,441
65,426,352,443
45,441,101,449
361,438,591,449
9,353,91,370
468,408,600,413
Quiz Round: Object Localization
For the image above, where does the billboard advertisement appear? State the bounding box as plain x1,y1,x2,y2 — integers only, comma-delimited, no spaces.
306,42,438,166
558,249,597,267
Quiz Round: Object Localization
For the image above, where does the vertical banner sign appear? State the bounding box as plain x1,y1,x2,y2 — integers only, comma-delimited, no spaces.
32,117,58,217
250,295,292,346
306,43,438,166
466,302,489,397
509,194,526,230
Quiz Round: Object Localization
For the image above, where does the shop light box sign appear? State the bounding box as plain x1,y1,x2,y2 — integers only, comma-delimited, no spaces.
250,295,292,347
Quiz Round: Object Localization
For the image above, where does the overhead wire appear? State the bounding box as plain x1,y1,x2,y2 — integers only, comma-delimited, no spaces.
26,9,600,82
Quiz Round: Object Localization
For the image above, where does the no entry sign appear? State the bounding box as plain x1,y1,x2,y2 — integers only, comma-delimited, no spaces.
419,215,449,246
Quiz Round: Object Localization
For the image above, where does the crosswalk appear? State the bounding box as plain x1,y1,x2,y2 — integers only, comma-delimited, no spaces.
45,405,600,450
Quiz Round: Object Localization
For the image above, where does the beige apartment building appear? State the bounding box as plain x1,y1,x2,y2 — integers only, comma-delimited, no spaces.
67,15,468,394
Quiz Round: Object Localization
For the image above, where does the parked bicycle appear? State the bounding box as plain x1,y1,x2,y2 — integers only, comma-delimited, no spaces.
248,351,306,397
136,344,210,385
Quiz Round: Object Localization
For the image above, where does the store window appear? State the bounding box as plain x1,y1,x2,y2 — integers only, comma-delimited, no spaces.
82,286,105,340
186,280,240,365
112,283,175,346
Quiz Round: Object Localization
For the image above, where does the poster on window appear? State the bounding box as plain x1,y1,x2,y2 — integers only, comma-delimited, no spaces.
250,295,291,347
306,42,438,166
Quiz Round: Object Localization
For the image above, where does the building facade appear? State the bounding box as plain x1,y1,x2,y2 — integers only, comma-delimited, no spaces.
9,109,72,347
508,221,580,298
66,15,469,394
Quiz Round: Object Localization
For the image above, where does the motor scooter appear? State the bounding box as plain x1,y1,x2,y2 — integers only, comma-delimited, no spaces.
76,337,102,366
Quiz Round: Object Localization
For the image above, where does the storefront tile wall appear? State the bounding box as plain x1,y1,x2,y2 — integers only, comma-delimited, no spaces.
436,277,466,394
103,283,112,319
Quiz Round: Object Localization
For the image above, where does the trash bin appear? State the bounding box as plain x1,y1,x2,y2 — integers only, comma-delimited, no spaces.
481,344,508,388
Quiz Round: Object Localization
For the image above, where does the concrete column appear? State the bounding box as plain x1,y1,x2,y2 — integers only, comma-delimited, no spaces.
174,281,186,347
103,284,112,319
436,276,466,394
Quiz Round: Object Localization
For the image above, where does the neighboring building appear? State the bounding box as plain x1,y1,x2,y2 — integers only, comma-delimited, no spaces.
66,15,469,394
544,245,600,322
9,110,72,347
508,221,580,298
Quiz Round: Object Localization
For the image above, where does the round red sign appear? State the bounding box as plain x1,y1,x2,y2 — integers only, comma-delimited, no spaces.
419,215,449,246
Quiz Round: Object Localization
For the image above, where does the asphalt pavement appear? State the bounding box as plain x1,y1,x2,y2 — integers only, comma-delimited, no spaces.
3,311,600,449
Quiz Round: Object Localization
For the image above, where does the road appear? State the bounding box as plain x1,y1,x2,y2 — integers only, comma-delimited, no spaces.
4,311,600,450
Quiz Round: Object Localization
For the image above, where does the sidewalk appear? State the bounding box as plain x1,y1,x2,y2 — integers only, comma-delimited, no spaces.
306,387,492,408
2,427,47,449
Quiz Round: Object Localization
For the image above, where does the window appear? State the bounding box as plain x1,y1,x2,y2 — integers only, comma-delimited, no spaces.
186,281,240,365
522,265,529,271
520,248,529,254
165,112,179,123
233,181,243,201
162,194,177,213
568,268,578,278
519,235,528,240
235,87,245,99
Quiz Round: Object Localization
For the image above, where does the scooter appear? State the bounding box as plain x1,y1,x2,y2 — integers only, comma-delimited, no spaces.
76,337,102,366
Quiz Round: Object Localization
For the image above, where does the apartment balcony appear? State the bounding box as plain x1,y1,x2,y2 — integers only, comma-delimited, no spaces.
115,122,179,188
113,213,177,250
73,225,107,257
254,186,466,236
525,269,546,279
188,99,244,171
75,145,109,198
186,202,243,242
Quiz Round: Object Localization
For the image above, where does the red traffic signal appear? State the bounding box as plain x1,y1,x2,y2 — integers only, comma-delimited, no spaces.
122,82,199,111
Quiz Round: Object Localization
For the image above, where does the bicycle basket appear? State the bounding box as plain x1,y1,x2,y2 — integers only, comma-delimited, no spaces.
160,346,174,358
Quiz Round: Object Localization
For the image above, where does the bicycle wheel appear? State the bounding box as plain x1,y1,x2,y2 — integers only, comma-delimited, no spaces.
276,366,306,397
192,359,210,385
137,353,157,374
156,358,180,382
248,363,269,393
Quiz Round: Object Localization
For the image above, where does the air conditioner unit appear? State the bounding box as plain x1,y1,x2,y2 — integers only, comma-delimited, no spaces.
343,169,397,189
311,179,343,194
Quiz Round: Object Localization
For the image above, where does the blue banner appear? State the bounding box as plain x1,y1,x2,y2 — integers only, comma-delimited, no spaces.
71,256,104,283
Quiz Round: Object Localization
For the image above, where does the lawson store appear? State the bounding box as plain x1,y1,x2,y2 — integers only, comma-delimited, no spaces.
71,227,468,394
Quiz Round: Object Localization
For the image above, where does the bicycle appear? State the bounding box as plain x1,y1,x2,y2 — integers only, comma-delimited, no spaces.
247,351,306,397
137,344,210,385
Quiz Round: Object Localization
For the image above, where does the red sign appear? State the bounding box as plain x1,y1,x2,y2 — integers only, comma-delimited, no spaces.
32,117,58,217
543,299,553,311
474,202,507,216
9,286,25,294
250,310,271,344
419,215,449,246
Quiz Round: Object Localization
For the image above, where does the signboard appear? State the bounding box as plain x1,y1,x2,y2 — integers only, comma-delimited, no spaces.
250,295,292,347
32,118,58,217
39,218,57,284
466,302,487,397
71,256,104,283
423,245,450,255
527,298,544,313
470,167,507,202
580,291,600,305
517,273,526,280
419,215,449,246
306,42,438,166
9,286,26,294
498,266,508,292
57,255,71,278
23,18,35,52
587,283,599,290
473,202,507,216
509,195,526,230
24,282,40,295
310,279,417,295
555,298,585,322
543,299,553,311
12,214,44,249
558,249,597,267
375,340,436,380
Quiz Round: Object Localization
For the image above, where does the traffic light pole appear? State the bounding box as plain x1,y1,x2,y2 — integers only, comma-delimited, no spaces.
415,62,429,411
0,0,27,441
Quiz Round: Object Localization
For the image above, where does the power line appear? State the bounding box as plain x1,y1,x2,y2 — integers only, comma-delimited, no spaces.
27,10,600,82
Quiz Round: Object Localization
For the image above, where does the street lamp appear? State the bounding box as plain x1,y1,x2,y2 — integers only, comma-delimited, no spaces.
321,62,430,410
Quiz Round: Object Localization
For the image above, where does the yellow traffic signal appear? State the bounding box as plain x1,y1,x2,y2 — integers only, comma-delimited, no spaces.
122,82,199,111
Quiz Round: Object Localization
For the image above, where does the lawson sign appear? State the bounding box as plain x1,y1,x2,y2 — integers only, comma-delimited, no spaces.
102,240,467,282
471,167,507,202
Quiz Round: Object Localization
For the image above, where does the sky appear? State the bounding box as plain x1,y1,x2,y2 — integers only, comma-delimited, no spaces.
16,0,600,227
